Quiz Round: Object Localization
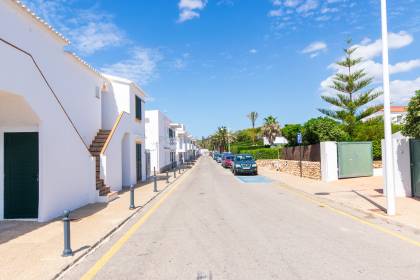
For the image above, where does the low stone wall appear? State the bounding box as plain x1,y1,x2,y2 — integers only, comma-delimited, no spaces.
373,161,382,168
257,159,321,180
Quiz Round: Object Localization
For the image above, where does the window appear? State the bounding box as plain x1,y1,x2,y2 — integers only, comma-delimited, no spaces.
169,128,174,138
135,96,142,120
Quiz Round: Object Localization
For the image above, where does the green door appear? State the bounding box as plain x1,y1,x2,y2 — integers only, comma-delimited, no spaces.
4,132,39,219
136,143,142,182
337,142,373,179
410,140,420,197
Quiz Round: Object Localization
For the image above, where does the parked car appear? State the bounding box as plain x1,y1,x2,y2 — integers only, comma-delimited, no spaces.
213,152,220,160
232,154,258,175
216,154,223,163
221,155,234,168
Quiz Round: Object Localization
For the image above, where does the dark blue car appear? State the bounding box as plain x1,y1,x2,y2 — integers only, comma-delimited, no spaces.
232,154,258,176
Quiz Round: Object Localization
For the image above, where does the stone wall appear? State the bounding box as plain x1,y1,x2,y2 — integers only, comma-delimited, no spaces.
257,159,321,180
373,161,382,168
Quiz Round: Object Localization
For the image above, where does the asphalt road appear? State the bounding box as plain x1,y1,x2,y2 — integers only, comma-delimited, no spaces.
62,157,420,280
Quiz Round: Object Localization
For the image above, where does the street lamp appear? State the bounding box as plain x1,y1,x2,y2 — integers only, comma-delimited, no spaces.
381,0,396,215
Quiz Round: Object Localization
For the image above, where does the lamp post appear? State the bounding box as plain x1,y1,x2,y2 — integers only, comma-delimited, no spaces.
381,0,396,215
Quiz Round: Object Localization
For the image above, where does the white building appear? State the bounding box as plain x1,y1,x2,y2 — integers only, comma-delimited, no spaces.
0,1,146,221
363,106,408,124
263,136,288,146
175,124,195,163
145,110,178,175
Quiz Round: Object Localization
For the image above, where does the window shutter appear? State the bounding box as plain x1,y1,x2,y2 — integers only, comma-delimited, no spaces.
135,96,142,120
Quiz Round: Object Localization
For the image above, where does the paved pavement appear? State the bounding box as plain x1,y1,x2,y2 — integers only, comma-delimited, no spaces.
62,157,420,280
0,165,191,280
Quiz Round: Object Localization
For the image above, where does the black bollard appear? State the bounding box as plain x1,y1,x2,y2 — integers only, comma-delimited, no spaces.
174,167,177,178
179,165,181,174
62,210,73,257
153,167,158,192
166,170,169,183
129,185,135,210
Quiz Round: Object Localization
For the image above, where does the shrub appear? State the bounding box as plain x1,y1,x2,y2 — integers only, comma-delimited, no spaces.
241,147,282,160
302,117,348,145
282,124,302,147
402,90,420,138
372,140,382,161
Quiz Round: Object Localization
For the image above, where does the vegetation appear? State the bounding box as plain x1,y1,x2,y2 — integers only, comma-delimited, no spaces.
247,111,259,144
319,40,383,138
354,117,402,160
282,124,302,147
262,115,281,146
207,126,236,152
402,90,420,139
302,117,348,145
241,147,282,160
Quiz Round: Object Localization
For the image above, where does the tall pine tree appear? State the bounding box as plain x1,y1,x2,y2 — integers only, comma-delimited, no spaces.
319,40,383,138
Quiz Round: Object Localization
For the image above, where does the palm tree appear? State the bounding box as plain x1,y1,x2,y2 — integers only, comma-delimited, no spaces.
247,111,258,144
262,116,281,146
318,40,383,138
247,112,258,128
211,127,236,152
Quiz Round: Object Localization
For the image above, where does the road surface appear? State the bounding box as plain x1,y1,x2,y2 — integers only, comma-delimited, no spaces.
62,157,420,280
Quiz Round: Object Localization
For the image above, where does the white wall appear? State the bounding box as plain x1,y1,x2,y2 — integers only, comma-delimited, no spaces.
382,133,412,197
100,79,147,190
0,45,96,222
0,1,104,145
321,142,338,182
145,110,176,172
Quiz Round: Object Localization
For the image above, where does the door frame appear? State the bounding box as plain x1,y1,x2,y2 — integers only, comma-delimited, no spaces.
136,142,142,183
3,131,39,219
410,139,420,197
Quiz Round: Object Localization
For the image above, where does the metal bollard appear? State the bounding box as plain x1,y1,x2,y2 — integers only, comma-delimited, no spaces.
62,210,73,257
166,170,169,183
179,166,181,174
174,168,177,178
153,167,158,192
129,185,135,210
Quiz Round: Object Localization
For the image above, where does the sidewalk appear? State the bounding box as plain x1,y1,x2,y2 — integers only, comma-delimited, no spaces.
259,167,420,231
0,162,196,280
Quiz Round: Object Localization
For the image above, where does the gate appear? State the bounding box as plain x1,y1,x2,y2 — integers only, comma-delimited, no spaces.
337,142,373,179
410,140,420,197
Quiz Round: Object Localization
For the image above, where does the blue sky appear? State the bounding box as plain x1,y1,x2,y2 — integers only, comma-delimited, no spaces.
24,0,420,138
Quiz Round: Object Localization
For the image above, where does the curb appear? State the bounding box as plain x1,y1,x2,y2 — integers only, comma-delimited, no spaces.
261,168,420,234
52,160,200,280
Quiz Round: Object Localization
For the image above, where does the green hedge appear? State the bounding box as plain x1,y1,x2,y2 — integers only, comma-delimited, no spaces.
241,147,282,160
372,140,381,160
231,145,269,154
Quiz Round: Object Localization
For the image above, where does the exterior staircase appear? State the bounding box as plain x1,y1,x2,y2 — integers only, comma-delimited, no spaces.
89,129,115,200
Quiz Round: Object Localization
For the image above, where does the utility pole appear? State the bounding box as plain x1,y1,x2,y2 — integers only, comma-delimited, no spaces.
381,0,396,215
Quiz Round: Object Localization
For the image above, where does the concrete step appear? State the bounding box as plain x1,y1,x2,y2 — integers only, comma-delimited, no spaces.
97,191,118,203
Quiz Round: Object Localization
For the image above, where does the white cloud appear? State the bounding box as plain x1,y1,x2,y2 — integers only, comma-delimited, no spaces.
24,0,125,55
283,0,301,7
353,31,413,60
302,41,327,57
296,0,319,14
67,22,124,55
268,9,282,17
390,77,420,104
178,0,207,22
101,48,163,85
249,49,258,54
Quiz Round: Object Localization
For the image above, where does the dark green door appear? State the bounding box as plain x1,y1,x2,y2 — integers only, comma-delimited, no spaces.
136,143,142,182
410,140,420,197
4,132,39,219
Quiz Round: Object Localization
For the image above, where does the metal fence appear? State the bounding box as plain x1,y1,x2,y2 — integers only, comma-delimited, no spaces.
281,143,321,162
